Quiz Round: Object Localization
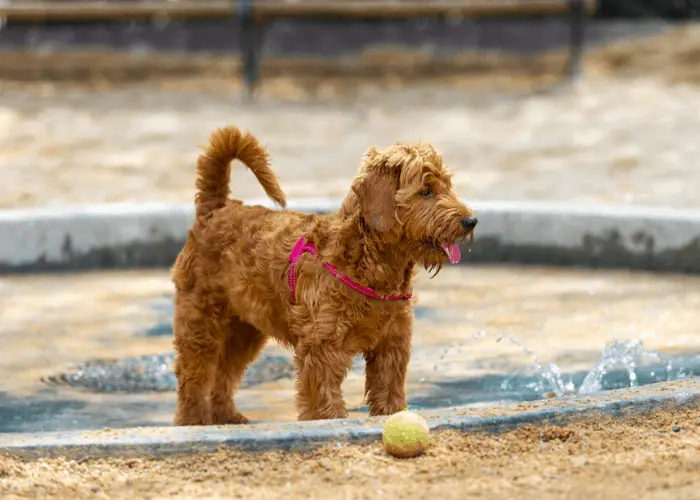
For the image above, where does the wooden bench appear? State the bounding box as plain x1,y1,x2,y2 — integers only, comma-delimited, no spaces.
0,1,599,94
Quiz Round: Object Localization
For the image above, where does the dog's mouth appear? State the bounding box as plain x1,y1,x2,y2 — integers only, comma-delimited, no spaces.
443,229,476,265
426,231,475,266
441,242,462,264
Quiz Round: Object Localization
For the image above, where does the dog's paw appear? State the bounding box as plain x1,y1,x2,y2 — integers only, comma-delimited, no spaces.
173,411,212,427
217,412,250,425
211,405,250,425
298,407,349,421
368,401,408,417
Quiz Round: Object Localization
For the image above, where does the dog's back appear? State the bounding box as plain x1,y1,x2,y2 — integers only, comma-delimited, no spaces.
172,126,293,294
172,126,318,317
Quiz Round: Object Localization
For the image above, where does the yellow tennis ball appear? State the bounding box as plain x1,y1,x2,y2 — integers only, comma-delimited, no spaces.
382,410,430,459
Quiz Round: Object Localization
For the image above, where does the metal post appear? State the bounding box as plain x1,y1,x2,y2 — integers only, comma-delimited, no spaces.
238,0,264,97
567,0,585,80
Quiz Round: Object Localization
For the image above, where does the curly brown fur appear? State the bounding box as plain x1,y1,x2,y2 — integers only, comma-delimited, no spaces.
195,126,285,219
172,126,476,426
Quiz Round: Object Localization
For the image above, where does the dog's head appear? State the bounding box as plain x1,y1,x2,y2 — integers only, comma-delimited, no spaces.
347,141,477,275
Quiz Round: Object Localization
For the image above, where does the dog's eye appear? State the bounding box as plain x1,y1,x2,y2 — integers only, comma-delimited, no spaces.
419,187,433,198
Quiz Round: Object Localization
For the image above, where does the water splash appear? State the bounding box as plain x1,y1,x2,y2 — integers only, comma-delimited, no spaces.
500,337,692,397
433,329,488,370
429,331,576,396
499,335,576,397
577,339,661,394
434,330,693,399
42,353,295,393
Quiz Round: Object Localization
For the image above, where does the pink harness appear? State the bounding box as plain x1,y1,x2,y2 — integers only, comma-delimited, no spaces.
288,235,412,303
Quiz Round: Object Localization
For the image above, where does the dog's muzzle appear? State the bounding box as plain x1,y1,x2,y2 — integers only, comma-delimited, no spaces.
461,216,478,231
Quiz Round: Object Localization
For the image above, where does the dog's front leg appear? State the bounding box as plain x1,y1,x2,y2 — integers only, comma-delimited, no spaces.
294,318,353,421
363,312,412,416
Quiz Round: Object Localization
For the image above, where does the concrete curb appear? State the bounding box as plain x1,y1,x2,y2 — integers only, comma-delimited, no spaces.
0,378,697,459
1,198,700,274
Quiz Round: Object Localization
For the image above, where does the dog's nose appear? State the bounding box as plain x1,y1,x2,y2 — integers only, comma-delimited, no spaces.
461,216,478,231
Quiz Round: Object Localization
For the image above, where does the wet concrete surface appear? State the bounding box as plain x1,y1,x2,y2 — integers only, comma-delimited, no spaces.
0,265,699,433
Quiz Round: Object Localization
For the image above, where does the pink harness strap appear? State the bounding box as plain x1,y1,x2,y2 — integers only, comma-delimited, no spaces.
288,235,412,303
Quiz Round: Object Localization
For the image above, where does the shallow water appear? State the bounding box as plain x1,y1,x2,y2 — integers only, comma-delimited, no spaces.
1,265,699,433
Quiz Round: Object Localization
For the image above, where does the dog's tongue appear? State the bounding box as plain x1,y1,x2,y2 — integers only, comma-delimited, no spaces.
442,243,461,264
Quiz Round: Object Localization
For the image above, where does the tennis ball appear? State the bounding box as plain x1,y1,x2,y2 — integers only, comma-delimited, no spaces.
382,410,430,459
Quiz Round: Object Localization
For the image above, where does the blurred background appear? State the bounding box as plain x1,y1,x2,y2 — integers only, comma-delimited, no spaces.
1,0,699,210
2,1,700,433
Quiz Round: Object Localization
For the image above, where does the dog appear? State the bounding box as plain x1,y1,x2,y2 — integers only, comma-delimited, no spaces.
172,126,477,425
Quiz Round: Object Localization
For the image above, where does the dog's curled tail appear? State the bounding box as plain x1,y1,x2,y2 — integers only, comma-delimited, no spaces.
195,126,287,219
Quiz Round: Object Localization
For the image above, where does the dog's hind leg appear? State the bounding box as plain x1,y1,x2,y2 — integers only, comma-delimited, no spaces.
210,316,267,425
173,299,224,426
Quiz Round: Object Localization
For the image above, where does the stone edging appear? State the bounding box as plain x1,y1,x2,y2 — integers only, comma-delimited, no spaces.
0,379,697,459
1,198,699,274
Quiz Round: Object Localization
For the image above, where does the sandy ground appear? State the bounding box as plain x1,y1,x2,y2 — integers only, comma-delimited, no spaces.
3,26,700,209
0,405,698,499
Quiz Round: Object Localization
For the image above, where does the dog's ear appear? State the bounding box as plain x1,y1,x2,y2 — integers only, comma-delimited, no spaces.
352,150,398,233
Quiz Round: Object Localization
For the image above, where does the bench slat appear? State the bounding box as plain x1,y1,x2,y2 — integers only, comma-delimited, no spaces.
0,0,598,22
